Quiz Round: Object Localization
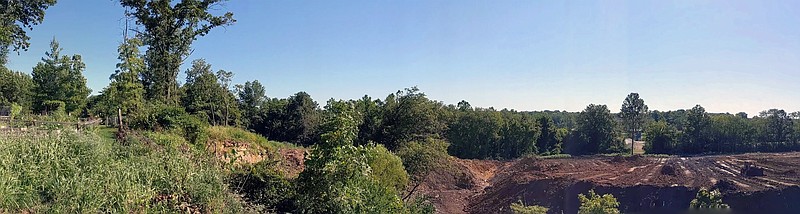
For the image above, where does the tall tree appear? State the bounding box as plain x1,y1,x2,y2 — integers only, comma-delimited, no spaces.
378,87,446,150
759,109,794,143
215,69,238,125
681,105,711,154
237,80,266,127
181,59,238,126
0,0,57,63
354,95,382,145
620,93,648,155
536,116,561,155
643,121,677,154
121,0,235,102
31,38,91,114
97,38,145,119
0,67,34,110
568,104,621,155
285,91,321,145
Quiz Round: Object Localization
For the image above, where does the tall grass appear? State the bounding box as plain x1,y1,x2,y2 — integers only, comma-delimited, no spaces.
0,130,245,213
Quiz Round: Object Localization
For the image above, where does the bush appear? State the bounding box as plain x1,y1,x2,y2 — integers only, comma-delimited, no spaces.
510,200,548,214
295,145,405,214
366,144,409,193
396,138,449,184
129,103,209,145
406,196,436,214
578,190,620,214
689,188,729,210
229,161,296,212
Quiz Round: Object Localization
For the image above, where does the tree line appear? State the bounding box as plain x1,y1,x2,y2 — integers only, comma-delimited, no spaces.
2,1,799,160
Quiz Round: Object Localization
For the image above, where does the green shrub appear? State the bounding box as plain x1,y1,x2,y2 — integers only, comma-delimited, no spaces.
406,196,436,214
510,200,549,214
396,138,449,185
366,144,409,193
295,145,405,214
689,188,729,210
229,161,296,212
578,190,620,214
129,103,209,145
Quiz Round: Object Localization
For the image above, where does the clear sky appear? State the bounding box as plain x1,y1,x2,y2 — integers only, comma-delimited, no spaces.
6,0,800,115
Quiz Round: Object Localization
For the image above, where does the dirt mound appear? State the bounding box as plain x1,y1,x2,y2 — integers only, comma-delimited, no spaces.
740,162,765,177
660,164,676,176
713,179,738,193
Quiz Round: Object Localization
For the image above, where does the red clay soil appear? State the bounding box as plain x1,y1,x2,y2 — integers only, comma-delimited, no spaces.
277,148,306,178
415,152,800,214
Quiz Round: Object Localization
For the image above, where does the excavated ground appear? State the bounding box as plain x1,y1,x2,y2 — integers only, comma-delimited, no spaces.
416,152,800,214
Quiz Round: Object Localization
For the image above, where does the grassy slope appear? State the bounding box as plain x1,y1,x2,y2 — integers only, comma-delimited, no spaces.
0,129,246,213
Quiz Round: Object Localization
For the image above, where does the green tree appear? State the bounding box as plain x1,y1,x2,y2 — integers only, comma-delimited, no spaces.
689,189,729,210
215,69,239,125
709,114,755,153
759,109,794,143
96,38,145,121
181,59,239,126
0,0,57,61
121,0,235,102
446,109,503,159
285,92,321,145
643,121,677,154
536,116,562,155
296,99,406,213
569,104,622,155
353,95,383,146
396,138,449,201
237,80,266,127
31,38,91,114
578,190,620,214
681,105,711,154
0,67,34,110
378,87,446,150
499,111,540,159
620,93,648,155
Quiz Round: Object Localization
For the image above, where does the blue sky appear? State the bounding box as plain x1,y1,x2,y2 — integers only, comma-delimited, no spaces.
6,0,800,115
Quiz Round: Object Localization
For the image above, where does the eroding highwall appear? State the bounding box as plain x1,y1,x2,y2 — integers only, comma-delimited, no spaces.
470,178,800,214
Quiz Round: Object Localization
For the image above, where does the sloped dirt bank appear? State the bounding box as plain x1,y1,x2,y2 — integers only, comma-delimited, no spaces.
419,152,800,214
471,178,696,214
470,177,800,214
723,186,800,214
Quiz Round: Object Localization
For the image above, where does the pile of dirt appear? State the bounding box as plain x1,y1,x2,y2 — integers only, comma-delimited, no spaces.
712,179,738,193
740,162,765,177
660,164,676,176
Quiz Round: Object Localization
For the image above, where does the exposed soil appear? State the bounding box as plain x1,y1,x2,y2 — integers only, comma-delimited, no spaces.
414,152,800,214
277,148,306,178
